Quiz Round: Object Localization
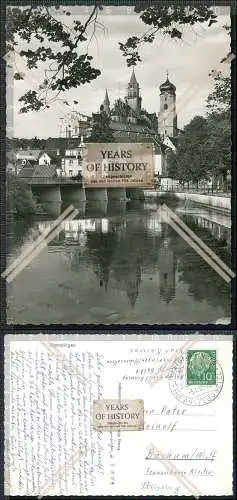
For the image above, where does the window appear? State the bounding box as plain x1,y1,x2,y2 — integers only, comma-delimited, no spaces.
69,170,73,176
164,103,168,110
165,130,167,135
69,159,73,165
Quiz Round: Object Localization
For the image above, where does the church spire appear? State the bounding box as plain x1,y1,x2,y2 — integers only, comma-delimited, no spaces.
129,67,138,86
126,67,141,112
102,88,110,115
104,88,110,105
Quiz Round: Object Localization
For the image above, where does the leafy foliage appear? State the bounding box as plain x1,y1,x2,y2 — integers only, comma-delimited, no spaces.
7,4,219,113
7,173,38,215
7,5,101,112
206,70,231,114
205,110,231,184
88,110,114,142
119,5,217,66
167,116,210,183
168,45,231,188
167,111,231,186
137,109,158,130
112,98,131,118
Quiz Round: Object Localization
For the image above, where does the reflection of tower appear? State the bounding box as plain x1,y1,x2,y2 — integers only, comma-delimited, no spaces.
125,266,142,308
158,72,177,138
86,229,118,291
158,238,176,304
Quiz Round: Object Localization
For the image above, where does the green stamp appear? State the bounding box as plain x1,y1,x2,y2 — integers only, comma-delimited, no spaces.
187,350,216,385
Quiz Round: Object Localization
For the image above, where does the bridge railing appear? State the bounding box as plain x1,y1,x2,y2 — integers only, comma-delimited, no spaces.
22,176,231,197
23,176,85,186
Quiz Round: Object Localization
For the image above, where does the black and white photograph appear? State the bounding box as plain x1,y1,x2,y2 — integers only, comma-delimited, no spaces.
5,3,233,324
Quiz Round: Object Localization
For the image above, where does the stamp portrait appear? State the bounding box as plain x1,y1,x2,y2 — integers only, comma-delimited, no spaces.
186,350,216,385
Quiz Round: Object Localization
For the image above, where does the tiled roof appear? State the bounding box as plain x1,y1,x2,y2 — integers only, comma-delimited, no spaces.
112,136,161,154
111,121,147,132
44,150,61,161
18,166,35,178
18,163,57,179
129,68,138,86
16,149,60,161
16,149,42,159
33,164,57,177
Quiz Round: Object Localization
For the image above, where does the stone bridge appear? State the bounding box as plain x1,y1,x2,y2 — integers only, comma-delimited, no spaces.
23,176,145,211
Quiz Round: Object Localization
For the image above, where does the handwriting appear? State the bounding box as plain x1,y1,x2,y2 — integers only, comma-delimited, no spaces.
8,347,106,495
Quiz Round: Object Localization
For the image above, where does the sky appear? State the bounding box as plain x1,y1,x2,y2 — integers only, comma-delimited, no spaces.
7,5,231,138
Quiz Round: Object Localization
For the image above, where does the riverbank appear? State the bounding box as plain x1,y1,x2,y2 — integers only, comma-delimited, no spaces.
144,190,231,214
174,192,231,214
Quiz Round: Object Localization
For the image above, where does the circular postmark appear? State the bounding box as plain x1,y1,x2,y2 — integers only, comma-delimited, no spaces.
168,353,224,406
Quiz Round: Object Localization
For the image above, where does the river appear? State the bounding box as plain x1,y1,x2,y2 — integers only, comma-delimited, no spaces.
7,198,231,324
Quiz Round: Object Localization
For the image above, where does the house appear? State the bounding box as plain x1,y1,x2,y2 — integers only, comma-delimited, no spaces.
15,148,61,170
18,162,58,181
62,146,82,177
61,137,89,177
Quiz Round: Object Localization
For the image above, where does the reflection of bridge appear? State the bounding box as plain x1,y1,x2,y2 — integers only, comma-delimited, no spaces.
23,176,145,215
35,204,230,245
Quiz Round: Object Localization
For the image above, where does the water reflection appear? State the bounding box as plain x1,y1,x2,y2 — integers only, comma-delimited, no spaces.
7,200,231,324
159,236,177,304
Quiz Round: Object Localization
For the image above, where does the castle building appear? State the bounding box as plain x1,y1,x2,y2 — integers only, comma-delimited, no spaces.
62,69,178,142
97,69,156,153
61,69,180,178
100,69,178,142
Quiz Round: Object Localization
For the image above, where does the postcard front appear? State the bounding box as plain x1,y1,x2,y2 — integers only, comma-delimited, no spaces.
5,4,232,325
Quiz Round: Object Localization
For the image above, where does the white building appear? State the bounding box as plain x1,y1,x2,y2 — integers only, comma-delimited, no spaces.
154,154,162,176
62,148,82,177
62,138,87,177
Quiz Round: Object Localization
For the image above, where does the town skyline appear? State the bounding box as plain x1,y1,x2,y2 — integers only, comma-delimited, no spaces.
7,6,230,138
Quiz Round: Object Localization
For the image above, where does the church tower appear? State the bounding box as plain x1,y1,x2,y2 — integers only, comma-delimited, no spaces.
158,72,177,138
101,89,110,115
126,68,142,112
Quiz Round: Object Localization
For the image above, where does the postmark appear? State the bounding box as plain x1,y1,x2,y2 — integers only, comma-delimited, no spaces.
93,399,144,431
168,352,224,406
187,349,216,385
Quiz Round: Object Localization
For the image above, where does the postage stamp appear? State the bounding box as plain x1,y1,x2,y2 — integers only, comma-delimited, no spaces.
93,399,144,431
187,350,216,385
168,352,223,406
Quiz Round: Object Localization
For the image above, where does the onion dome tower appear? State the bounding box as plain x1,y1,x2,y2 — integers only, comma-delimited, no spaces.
158,72,177,138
